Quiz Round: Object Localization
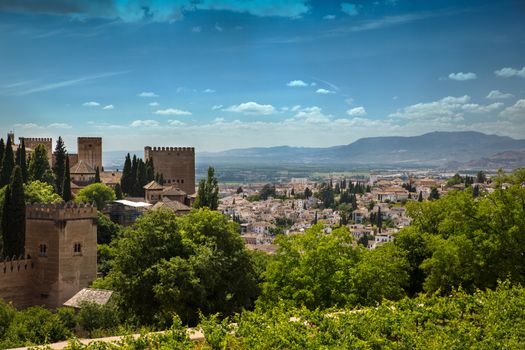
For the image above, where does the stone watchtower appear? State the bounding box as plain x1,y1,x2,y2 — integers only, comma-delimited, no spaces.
19,137,53,166
24,203,98,308
77,137,102,171
144,146,196,195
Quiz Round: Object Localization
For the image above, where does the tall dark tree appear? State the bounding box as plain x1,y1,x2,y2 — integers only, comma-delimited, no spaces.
2,166,26,257
193,166,219,210
418,191,423,202
304,187,312,199
130,155,138,195
28,144,53,184
62,156,72,202
52,137,67,195
120,153,132,195
377,207,383,233
114,183,123,200
19,139,28,183
429,187,440,201
145,158,155,182
0,138,4,166
135,159,147,197
94,167,101,183
0,135,15,187
476,171,486,184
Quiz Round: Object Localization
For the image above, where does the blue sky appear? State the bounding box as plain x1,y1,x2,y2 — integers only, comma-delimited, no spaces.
0,0,524,152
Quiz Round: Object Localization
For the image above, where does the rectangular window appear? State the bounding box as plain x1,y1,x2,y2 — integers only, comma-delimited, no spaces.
73,243,82,255
39,244,47,257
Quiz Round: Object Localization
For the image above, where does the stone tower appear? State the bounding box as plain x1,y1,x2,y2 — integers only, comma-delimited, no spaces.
24,203,98,308
144,146,196,195
19,137,53,166
77,137,102,170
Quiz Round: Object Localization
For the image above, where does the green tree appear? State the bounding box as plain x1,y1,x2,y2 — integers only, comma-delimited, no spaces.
317,182,335,208
258,184,276,200
236,186,243,194
114,183,123,199
97,211,121,244
28,144,53,185
0,135,15,187
418,191,423,202
94,166,101,183
304,187,312,199
52,137,67,196
75,183,115,211
476,170,487,184
62,156,72,202
2,166,26,257
24,181,62,204
120,153,132,195
0,139,4,168
97,208,258,325
428,187,440,200
193,166,219,210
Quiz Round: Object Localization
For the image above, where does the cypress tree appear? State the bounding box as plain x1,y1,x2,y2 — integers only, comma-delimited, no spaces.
28,144,51,183
94,166,101,183
136,159,147,197
418,191,423,202
146,158,155,182
20,139,27,183
62,156,72,202
130,155,138,195
114,183,123,199
2,166,26,257
121,153,132,194
0,138,4,166
0,135,15,187
377,207,383,233
53,137,67,195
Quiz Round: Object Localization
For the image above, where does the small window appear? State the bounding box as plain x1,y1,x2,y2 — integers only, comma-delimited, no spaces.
181,179,184,184
39,244,47,257
73,243,82,255
177,179,180,183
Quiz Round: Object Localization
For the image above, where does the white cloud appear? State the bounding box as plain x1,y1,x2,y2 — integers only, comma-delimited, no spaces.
211,104,223,110
291,105,301,112
168,120,186,126
323,14,336,20
154,108,192,116
224,101,276,115
215,23,223,32
461,102,503,113
347,106,367,117
192,26,201,33
494,66,525,78
293,106,331,123
316,88,335,94
203,88,216,93
448,72,477,81
286,80,308,87
341,3,359,16
82,101,100,107
138,91,159,98
486,90,514,99
102,104,114,110
130,120,159,127
149,101,159,106
500,99,525,118
47,123,72,129
390,95,470,120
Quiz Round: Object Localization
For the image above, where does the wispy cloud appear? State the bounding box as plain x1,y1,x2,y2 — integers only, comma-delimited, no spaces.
103,104,114,110
192,26,201,33
1,71,128,96
341,3,359,16
154,108,192,116
224,102,276,115
149,102,159,106
203,88,216,93
14,122,72,129
83,101,100,107
212,104,223,110
286,80,308,87
323,14,336,20
130,120,159,127
494,66,525,78
215,23,223,32
138,91,159,98
448,72,477,81
347,106,367,117
316,88,335,94
486,90,514,99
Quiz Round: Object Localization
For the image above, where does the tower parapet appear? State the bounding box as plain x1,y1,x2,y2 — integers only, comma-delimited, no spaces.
19,137,53,166
26,202,97,221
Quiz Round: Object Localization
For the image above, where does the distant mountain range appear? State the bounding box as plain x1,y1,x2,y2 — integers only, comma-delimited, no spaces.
103,131,525,170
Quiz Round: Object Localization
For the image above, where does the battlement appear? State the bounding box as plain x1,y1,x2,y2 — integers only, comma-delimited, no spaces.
78,137,102,142
19,137,52,142
1,256,34,274
145,146,195,153
26,202,97,221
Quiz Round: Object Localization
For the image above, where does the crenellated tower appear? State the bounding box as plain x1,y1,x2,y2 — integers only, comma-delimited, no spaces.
144,146,196,194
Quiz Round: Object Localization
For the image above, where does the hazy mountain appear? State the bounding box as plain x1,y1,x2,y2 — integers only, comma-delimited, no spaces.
197,131,525,168
102,132,525,170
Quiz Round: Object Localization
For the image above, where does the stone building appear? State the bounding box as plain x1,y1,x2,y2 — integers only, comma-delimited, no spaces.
0,202,97,309
144,146,195,194
18,137,53,166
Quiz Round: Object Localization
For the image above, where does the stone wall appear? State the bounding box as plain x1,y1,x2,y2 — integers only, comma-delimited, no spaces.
78,137,102,171
0,257,35,309
19,137,53,166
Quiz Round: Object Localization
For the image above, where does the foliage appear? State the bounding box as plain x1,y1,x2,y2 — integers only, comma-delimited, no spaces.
258,183,276,200
28,144,54,185
77,302,121,334
0,134,15,187
316,182,334,208
75,183,116,211
63,156,72,202
53,136,67,196
97,212,121,244
98,208,259,326
193,166,219,210
24,180,62,204
2,166,25,257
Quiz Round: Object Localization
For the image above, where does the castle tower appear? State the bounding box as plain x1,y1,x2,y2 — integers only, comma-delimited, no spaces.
19,137,53,166
144,146,196,195
77,137,102,171
24,203,98,308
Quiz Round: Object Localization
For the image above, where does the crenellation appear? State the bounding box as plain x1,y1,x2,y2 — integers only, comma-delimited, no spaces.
26,202,97,221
